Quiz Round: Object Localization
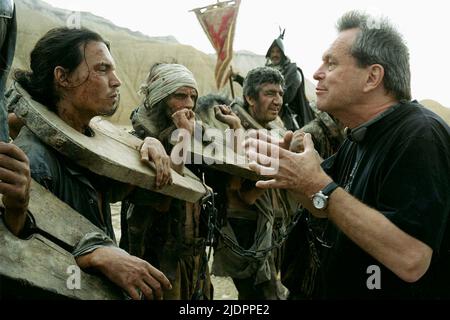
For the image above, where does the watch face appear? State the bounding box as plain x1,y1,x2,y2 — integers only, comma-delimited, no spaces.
313,194,327,210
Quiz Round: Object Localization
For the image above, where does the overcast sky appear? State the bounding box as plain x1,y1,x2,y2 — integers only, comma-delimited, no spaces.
43,0,449,107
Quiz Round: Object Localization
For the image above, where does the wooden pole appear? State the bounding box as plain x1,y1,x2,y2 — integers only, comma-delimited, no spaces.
229,66,235,99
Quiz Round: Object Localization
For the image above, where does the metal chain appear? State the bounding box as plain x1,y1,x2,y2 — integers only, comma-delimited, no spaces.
215,207,304,260
191,173,218,300
190,167,305,298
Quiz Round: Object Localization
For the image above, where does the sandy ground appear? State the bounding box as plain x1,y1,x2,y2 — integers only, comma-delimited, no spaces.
110,202,238,300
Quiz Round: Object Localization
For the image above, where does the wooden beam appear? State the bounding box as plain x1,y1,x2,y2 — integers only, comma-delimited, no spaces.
8,82,206,203
0,181,123,299
0,220,122,299
27,180,108,249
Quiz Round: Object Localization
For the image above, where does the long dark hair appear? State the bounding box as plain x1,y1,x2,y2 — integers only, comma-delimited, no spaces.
14,27,109,112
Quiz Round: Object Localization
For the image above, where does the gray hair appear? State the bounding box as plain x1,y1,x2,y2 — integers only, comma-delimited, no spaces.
243,66,285,107
337,11,411,101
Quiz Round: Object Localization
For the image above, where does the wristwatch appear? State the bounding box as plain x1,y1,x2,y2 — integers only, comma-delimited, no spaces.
312,181,339,210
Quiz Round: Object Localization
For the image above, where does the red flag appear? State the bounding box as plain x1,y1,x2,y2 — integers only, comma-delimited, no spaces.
192,0,241,89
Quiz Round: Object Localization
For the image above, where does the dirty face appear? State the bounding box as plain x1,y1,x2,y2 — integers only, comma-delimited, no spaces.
64,41,121,119
164,86,198,117
247,83,283,126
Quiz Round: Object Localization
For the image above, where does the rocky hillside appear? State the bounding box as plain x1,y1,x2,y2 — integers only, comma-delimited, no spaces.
421,100,450,124
12,0,267,124
11,0,448,126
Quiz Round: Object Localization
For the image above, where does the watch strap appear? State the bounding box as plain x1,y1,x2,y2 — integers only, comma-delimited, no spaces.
321,181,339,197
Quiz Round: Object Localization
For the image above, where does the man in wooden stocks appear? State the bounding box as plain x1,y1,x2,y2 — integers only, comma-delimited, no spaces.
9,27,172,300
212,66,298,299
123,63,213,300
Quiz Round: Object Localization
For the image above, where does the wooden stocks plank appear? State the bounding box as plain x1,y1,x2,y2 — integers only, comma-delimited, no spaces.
187,102,286,181
186,131,261,181
0,181,122,299
90,108,260,180
27,180,107,248
7,82,206,203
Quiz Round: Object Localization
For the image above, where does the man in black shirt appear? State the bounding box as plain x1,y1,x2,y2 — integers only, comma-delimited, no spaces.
246,11,450,298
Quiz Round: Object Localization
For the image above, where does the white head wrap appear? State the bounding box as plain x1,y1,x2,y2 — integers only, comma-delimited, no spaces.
131,63,198,139
139,63,198,109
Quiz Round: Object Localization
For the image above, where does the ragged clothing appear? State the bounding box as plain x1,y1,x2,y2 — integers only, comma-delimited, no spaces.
212,181,297,299
209,107,298,300
14,126,126,255
0,0,16,142
121,192,212,300
122,94,212,299
301,103,345,157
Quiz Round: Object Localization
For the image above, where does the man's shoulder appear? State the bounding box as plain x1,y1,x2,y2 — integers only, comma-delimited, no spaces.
14,126,51,152
283,61,304,72
399,101,450,135
14,126,59,176
377,101,450,159
282,62,302,82
283,61,298,72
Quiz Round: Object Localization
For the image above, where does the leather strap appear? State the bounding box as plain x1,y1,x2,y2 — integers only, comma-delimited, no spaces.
321,181,339,197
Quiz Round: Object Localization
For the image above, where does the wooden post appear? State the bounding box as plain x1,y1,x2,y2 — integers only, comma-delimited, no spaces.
229,66,235,99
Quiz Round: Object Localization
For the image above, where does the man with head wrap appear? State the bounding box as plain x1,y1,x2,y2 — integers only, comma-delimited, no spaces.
121,63,213,300
131,63,199,142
